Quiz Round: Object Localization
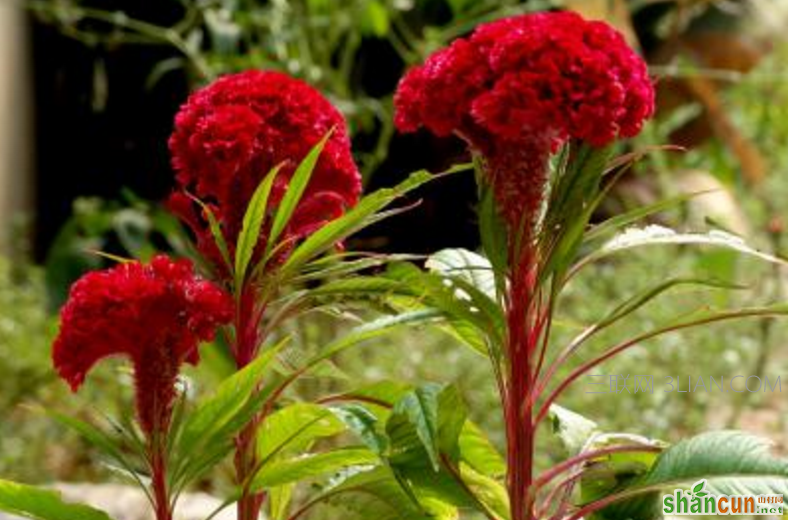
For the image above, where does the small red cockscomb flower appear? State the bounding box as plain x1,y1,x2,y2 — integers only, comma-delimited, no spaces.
394,11,655,228
168,70,362,273
53,255,233,433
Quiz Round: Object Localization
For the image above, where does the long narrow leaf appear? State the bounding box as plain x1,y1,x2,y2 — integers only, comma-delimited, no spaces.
266,130,334,258
280,164,469,278
234,164,282,289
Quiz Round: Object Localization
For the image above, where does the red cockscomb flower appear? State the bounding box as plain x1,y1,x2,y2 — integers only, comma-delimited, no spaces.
53,255,233,433
394,11,655,228
168,70,362,273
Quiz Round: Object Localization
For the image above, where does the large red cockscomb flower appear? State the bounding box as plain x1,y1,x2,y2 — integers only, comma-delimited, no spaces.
53,255,233,433
394,11,655,228
168,70,362,273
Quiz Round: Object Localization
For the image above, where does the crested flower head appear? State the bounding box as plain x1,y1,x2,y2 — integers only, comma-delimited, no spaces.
394,11,654,227
168,70,362,272
52,255,233,433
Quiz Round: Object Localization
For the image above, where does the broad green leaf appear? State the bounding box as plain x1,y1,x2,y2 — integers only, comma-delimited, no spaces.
458,422,506,478
234,164,281,289
250,448,378,490
549,404,599,457
645,431,788,493
258,403,345,462
458,463,510,520
590,431,788,520
0,480,113,520
330,404,389,454
436,385,468,461
266,130,333,257
387,384,442,471
426,248,496,300
313,466,452,520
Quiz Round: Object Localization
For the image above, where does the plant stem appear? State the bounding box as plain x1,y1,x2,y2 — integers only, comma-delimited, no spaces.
534,306,788,427
234,286,267,520
150,435,172,520
506,254,539,520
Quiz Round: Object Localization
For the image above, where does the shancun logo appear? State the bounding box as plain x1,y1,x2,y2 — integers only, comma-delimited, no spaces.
663,480,783,515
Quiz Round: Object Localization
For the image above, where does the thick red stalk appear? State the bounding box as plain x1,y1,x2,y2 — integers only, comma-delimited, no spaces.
150,437,172,520
234,286,267,520
505,249,541,520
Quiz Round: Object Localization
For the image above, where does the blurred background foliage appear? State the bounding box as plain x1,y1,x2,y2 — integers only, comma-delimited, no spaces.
4,0,788,499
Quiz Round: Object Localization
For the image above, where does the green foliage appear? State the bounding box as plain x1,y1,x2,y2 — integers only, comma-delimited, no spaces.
0,479,112,520
588,431,788,520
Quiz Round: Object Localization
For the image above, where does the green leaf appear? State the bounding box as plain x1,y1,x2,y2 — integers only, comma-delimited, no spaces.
477,181,508,295
187,194,232,272
549,404,600,457
458,463,510,519
692,481,704,493
281,164,468,277
326,380,413,409
645,431,788,493
541,144,613,284
0,480,113,520
436,385,467,461
312,466,453,520
266,130,333,258
267,484,293,520
583,192,707,244
177,344,282,457
458,422,506,478
258,403,345,462
307,309,442,368
170,343,285,490
592,431,788,520
234,164,281,289
595,277,743,331
330,404,389,455
44,412,150,499
251,448,378,490
580,225,786,271
387,384,442,471
426,248,496,300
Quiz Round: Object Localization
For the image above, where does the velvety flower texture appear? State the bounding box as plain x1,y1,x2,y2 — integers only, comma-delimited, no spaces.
168,70,362,272
53,256,233,433
394,11,655,228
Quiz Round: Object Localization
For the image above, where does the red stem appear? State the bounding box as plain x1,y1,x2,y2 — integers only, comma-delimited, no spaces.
536,470,582,519
506,252,540,520
234,286,267,520
149,434,172,520
534,307,786,427
532,445,662,490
